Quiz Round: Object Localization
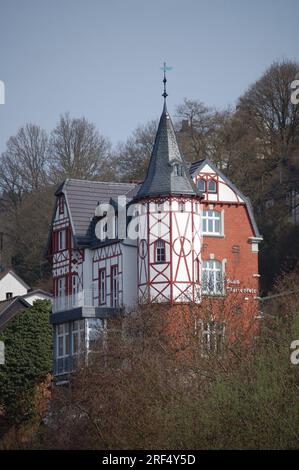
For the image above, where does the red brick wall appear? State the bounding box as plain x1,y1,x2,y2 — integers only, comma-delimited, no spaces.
202,202,260,297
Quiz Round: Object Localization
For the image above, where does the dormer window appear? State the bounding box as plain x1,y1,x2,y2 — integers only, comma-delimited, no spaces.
173,164,183,176
197,179,206,192
58,196,64,215
179,202,185,212
208,179,217,193
156,203,162,213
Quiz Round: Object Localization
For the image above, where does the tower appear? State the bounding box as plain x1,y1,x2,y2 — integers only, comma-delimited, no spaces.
135,67,202,304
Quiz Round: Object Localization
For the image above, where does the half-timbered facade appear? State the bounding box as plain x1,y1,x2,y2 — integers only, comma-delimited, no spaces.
47,99,262,378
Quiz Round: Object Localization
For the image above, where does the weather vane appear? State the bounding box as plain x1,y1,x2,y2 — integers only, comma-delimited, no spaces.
161,62,173,101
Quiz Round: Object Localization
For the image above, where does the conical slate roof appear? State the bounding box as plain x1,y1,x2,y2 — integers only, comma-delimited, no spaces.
136,103,198,199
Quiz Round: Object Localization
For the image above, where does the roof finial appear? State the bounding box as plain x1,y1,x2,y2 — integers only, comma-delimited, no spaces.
161,62,172,105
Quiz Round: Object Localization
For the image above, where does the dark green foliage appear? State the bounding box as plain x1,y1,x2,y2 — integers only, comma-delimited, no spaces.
0,300,52,425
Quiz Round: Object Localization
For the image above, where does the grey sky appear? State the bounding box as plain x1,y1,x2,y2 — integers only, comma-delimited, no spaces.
0,0,298,154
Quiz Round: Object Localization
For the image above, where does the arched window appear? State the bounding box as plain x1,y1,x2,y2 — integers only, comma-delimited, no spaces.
155,239,166,263
197,179,206,192
202,210,222,235
202,260,223,295
208,179,217,193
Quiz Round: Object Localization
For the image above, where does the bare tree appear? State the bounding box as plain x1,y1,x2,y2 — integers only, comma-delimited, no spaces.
113,120,157,181
0,124,48,203
175,98,215,162
48,113,111,182
238,60,299,155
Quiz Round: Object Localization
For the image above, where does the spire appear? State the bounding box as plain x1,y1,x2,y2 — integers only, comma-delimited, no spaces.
136,70,198,200
162,61,169,104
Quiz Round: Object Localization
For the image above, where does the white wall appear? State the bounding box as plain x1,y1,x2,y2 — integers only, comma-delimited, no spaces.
122,243,137,309
24,292,52,306
0,272,28,301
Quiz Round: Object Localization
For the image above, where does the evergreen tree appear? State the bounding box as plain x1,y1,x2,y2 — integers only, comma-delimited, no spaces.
0,300,52,425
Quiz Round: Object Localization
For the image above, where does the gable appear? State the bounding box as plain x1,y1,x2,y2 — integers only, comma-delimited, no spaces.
192,161,245,204
0,270,30,301
53,179,137,247
0,297,31,331
190,159,262,238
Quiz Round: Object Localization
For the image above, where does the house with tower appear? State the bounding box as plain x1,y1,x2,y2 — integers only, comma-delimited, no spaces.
47,73,262,377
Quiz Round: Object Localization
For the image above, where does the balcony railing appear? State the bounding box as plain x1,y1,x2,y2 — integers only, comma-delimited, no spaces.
52,289,97,313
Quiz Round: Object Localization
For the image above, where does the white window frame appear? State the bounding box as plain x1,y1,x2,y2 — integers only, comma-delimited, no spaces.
72,320,85,356
57,277,66,297
58,229,66,250
156,239,166,263
57,323,70,359
202,210,223,236
202,259,224,295
207,179,217,193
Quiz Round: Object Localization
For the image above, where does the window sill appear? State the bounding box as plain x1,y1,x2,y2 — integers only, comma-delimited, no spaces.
202,293,226,298
202,233,225,238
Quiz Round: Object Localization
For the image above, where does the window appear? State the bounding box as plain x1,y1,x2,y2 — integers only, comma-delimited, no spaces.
179,202,185,212
114,216,118,239
56,321,85,374
155,239,166,263
197,321,225,355
197,179,206,192
174,164,183,176
71,275,78,294
99,269,106,305
6,292,13,300
156,203,162,213
195,258,200,283
58,229,66,250
71,275,78,303
57,277,66,297
208,179,217,193
72,320,84,355
202,260,223,295
58,197,64,215
57,323,70,359
202,210,222,235
111,266,119,307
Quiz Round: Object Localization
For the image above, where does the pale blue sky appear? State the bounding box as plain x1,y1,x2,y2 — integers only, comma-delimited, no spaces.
0,0,298,153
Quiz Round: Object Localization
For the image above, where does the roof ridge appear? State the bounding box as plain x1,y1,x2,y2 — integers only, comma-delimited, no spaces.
66,179,136,186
